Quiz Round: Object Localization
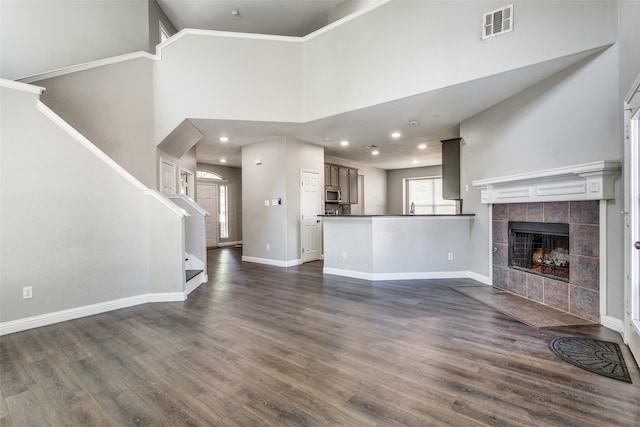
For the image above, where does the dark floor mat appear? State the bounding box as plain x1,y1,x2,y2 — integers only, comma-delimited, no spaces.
550,337,632,383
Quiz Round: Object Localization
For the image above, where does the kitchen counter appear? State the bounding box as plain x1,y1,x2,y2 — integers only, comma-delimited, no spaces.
322,215,486,282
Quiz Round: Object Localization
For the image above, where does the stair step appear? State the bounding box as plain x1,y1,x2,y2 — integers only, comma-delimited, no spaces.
185,269,203,282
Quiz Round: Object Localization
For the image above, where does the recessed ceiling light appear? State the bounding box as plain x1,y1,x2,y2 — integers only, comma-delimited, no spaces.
219,136,229,143
220,158,227,163
372,150,379,156
418,143,427,149
391,131,401,139
412,160,418,165
323,137,330,142
340,140,349,146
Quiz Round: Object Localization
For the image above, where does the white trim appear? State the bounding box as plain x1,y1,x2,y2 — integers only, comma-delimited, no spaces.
0,78,45,94
302,0,393,41
241,256,302,267
17,52,156,84
473,161,621,204
599,200,608,320
468,271,492,285
0,292,186,336
601,316,624,334
167,195,209,216
36,101,185,217
217,241,242,247
323,268,491,282
145,189,189,217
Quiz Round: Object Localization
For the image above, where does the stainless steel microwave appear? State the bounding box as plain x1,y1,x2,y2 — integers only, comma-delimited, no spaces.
325,186,341,203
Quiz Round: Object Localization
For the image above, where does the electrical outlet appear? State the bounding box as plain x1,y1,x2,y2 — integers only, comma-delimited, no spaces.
342,251,347,259
23,287,32,299
266,244,270,251
448,252,454,261
272,199,278,206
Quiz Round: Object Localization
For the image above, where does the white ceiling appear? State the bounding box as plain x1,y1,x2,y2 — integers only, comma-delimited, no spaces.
157,1,598,170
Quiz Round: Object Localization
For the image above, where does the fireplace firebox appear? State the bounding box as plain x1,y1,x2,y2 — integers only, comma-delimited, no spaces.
508,221,570,281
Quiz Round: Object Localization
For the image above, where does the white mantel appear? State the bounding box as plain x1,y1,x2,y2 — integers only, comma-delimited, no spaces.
472,161,621,204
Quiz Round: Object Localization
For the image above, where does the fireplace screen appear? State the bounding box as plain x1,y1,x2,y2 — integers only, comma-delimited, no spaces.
508,222,570,281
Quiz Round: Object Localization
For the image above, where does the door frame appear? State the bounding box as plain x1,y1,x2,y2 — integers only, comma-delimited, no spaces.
159,157,177,195
197,180,219,249
179,168,195,199
300,169,322,263
624,73,640,363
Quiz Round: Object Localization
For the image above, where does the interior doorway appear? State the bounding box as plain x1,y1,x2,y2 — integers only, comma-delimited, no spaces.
197,182,219,248
180,169,195,199
301,170,322,263
160,158,176,195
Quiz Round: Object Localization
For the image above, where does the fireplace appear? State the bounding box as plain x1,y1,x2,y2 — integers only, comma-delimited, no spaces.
508,221,570,281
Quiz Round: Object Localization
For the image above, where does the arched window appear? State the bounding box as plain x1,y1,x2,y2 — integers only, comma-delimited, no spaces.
197,170,225,181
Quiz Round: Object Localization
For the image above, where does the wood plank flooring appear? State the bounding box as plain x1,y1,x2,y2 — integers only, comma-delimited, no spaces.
1,247,639,426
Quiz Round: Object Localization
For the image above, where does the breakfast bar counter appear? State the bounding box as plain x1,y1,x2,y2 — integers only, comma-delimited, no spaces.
322,215,481,281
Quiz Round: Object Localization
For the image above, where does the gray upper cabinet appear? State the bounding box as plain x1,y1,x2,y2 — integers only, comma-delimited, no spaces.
325,163,358,204
349,168,358,204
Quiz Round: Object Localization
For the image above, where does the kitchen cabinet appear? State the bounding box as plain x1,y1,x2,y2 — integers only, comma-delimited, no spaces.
338,167,349,203
324,163,358,204
349,168,358,204
329,165,339,187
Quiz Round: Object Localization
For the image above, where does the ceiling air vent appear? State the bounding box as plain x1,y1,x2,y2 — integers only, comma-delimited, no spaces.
483,4,513,39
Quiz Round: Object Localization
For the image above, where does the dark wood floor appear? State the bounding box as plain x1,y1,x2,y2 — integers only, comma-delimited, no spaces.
2,247,639,426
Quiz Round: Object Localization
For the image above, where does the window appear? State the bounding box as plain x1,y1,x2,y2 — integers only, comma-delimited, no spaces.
404,177,457,215
197,170,224,180
219,185,229,239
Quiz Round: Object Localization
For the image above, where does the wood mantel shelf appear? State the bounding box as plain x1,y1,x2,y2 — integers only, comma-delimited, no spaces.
471,160,621,204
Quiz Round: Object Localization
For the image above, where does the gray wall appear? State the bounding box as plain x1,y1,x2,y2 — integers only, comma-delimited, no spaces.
197,163,243,243
386,166,443,215
36,58,157,189
1,0,151,80
1,83,184,324
242,139,288,261
304,0,617,120
148,0,177,51
460,45,625,316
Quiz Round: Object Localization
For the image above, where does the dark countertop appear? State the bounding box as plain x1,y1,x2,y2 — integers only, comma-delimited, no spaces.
320,214,475,218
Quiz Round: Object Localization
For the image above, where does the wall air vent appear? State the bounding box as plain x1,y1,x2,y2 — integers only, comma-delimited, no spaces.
483,4,513,39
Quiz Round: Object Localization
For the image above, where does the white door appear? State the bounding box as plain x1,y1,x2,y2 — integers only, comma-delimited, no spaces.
197,183,218,248
301,171,322,263
625,75,640,363
160,158,176,195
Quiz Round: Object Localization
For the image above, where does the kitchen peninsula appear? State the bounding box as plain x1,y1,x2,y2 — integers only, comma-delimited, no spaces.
322,214,481,282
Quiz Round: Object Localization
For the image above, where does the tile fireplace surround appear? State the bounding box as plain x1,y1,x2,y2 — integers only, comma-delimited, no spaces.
492,201,599,322
473,161,622,324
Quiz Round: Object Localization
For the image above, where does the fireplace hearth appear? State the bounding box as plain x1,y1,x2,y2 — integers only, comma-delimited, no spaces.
509,221,570,281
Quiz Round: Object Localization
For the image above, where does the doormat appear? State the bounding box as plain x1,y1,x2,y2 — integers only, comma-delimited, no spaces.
550,337,632,383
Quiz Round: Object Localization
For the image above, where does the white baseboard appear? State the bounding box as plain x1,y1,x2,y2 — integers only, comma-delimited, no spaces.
0,292,186,336
217,241,242,247
241,256,302,268
322,268,488,282
601,315,624,334
468,272,492,285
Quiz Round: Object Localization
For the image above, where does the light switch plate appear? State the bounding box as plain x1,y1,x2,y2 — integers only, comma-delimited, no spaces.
264,200,269,206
